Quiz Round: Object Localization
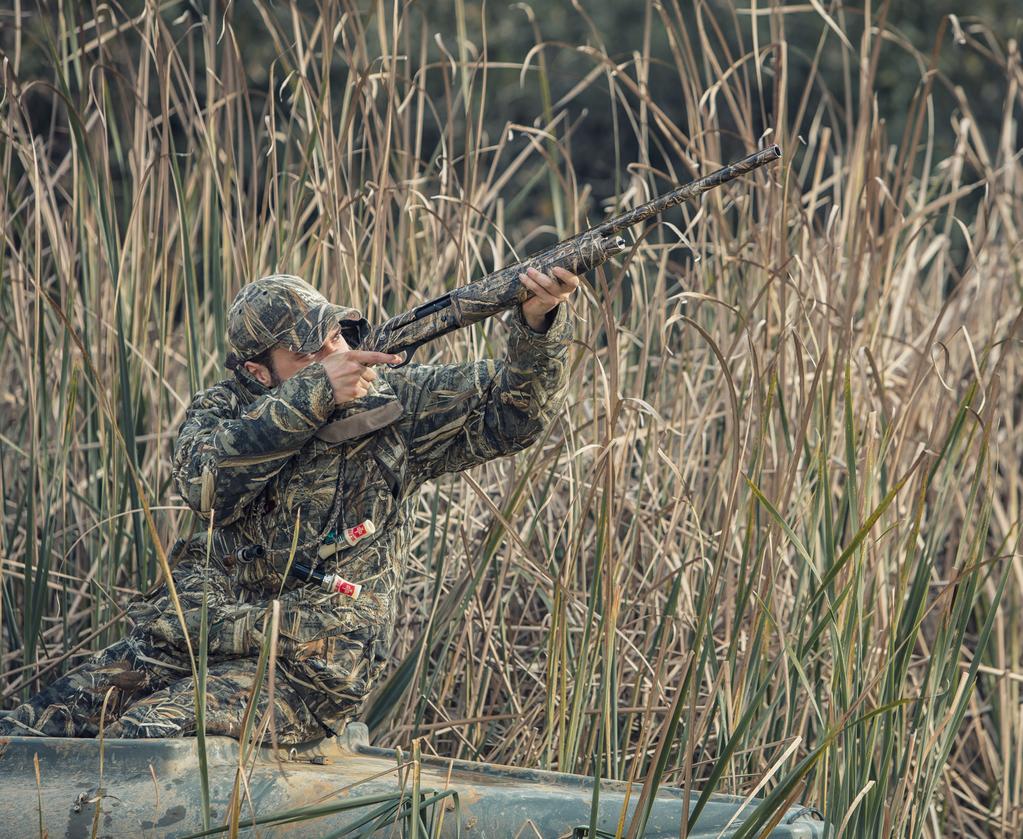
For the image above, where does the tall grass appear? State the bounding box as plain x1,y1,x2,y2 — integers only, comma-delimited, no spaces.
1,1,1020,836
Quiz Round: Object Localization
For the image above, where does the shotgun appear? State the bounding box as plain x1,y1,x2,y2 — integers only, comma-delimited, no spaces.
360,145,782,365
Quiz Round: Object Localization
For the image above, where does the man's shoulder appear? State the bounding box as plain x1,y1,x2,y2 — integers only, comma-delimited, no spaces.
184,376,252,417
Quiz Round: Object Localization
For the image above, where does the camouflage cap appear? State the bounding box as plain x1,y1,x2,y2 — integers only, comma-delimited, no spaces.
226,275,367,368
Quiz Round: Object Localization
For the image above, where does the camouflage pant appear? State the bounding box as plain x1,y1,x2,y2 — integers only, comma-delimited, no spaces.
0,632,333,744
0,547,380,744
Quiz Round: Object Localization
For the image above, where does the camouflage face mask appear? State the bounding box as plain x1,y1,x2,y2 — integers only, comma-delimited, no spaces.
225,274,368,371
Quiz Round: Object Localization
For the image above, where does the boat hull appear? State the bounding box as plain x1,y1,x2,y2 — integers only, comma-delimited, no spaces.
0,723,826,838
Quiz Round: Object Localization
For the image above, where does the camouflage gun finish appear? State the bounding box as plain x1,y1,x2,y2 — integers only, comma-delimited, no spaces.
362,145,781,364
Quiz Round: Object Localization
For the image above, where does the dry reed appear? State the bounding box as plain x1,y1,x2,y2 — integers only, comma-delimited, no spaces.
1,1,1021,836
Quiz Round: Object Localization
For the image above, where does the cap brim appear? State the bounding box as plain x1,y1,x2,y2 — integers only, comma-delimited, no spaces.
290,303,364,353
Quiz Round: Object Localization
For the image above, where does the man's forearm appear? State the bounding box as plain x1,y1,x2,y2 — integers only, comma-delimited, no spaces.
497,302,572,425
172,363,337,522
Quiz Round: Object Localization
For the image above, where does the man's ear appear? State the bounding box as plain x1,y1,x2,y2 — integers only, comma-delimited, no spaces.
242,360,273,387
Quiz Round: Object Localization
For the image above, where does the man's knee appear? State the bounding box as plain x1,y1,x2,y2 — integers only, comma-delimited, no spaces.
107,703,189,739
0,702,81,737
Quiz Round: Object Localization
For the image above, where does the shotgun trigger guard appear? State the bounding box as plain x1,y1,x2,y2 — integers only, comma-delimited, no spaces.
386,341,424,368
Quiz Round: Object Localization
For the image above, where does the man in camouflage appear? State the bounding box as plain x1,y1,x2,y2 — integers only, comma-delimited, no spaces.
0,267,578,743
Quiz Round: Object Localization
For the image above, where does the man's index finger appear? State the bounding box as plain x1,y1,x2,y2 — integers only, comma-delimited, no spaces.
344,350,404,365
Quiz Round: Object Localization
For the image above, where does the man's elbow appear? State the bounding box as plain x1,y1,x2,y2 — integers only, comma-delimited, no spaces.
484,410,550,457
174,465,244,526
498,380,571,447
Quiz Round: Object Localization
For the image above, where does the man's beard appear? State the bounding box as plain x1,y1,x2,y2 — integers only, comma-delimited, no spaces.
267,362,282,388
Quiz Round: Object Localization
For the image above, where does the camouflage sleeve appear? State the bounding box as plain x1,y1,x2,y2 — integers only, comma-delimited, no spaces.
393,303,572,486
172,363,336,525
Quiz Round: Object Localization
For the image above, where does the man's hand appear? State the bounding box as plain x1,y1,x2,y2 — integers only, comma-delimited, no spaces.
519,266,580,332
320,350,403,405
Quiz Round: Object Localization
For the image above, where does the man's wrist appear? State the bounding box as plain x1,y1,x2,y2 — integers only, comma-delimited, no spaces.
521,304,557,334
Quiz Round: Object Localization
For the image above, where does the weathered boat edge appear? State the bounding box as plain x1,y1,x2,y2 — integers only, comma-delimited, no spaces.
0,721,828,838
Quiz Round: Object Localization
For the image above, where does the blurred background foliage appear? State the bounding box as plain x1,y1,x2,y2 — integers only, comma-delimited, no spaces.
8,0,1023,230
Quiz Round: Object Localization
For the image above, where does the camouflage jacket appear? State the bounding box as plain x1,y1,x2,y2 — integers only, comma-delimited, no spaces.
134,304,571,730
